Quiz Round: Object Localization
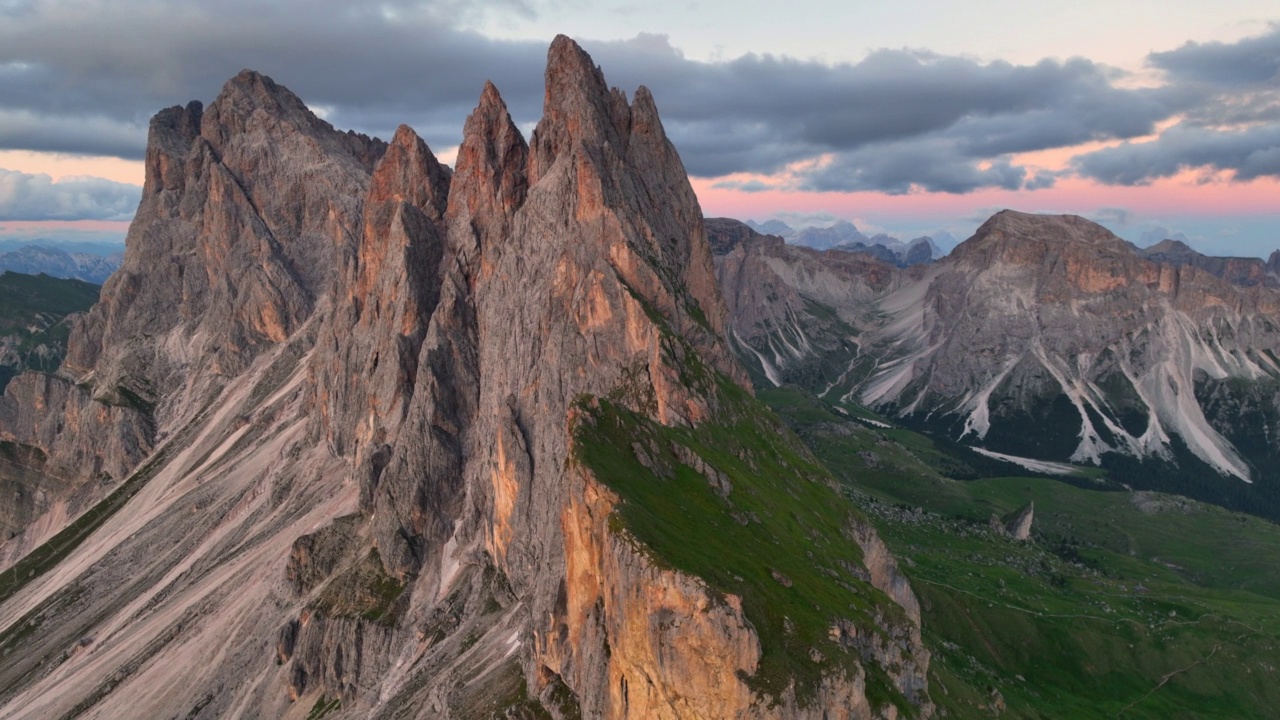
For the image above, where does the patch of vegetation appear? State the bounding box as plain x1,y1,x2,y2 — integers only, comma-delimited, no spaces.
984,390,1083,461
0,272,99,320
1094,367,1150,437
305,695,340,720
311,549,406,627
765,388,1280,719
574,377,920,713
0,272,100,390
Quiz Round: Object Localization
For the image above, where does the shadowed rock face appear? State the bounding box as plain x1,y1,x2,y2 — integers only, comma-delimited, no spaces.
0,36,928,720
1138,239,1280,288
708,217,905,388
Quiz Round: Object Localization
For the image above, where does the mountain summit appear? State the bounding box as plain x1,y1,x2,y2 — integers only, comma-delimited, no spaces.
0,37,928,719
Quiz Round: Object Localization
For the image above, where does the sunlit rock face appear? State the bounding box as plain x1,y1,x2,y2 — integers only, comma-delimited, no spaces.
0,37,929,720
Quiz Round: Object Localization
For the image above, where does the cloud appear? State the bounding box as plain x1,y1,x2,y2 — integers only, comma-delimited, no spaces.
1090,207,1133,226
770,211,844,228
0,1,552,157
711,178,774,193
0,168,141,220
591,38,1184,183
1073,122,1280,185
0,3,1275,196
1149,23,1280,86
1072,26,1280,185
798,142,1029,194
1139,226,1193,246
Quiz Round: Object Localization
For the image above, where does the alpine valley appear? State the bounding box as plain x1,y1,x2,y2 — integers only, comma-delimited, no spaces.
714,213,1280,518
0,35,1278,720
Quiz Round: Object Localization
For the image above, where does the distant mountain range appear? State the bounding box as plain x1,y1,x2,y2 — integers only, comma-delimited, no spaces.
0,245,123,284
744,218,943,267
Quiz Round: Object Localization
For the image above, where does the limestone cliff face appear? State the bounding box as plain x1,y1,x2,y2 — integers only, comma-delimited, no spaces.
548,470,884,720
0,71,384,570
0,38,929,720
1139,238,1280,288
71,71,383,385
893,211,1280,480
709,218,903,388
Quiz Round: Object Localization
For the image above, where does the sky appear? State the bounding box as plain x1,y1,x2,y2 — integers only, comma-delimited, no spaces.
0,0,1277,257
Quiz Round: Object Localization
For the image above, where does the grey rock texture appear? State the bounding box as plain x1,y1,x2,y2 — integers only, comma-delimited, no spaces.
1138,238,1279,288
1007,503,1034,541
0,37,928,720
709,218,903,388
0,70,384,569
716,209,1280,499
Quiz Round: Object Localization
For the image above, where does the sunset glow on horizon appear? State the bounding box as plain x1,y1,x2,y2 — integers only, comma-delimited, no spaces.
0,2,1276,257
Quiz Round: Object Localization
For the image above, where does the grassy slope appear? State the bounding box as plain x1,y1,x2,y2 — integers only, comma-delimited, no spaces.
764,386,1280,719
573,377,920,714
0,271,99,323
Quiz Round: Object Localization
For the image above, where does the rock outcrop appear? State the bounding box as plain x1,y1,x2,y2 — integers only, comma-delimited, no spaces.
0,37,929,720
1138,238,1279,288
709,218,904,388
989,502,1034,541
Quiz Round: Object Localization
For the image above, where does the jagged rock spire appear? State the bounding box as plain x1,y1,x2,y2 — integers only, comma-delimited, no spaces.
446,80,529,263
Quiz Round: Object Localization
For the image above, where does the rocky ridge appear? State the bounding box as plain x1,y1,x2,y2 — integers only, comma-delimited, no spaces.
0,38,929,719
713,210,1280,518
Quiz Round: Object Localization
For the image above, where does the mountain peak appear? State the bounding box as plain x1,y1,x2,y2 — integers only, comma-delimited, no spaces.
225,68,275,92
954,210,1132,265
546,34,604,86
1143,238,1196,256
531,35,625,181
206,69,310,129
370,125,450,222
201,68,385,169
543,35,610,121
448,79,529,250
982,210,1124,244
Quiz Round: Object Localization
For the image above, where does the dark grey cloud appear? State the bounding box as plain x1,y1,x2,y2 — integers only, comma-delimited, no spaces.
799,141,1030,195
589,37,1185,190
0,1,549,157
1149,23,1280,86
1073,25,1280,186
0,2,1277,195
1073,122,1280,185
0,168,141,220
